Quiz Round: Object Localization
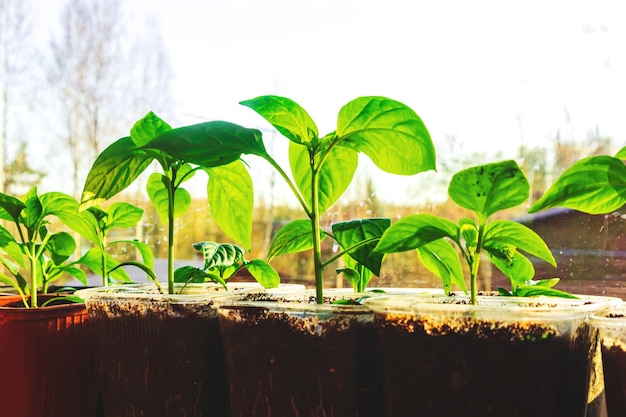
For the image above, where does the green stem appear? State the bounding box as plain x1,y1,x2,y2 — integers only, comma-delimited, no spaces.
322,236,380,268
311,162,324,304
167,182,175,295
470,223,486,305
29,244,38,308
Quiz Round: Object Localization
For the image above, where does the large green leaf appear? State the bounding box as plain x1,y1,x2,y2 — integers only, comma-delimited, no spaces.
40,192,101,244
106,202,144,230
22,187,42,231
336,96,436,175
449,160,529,222
143,121,267,166
0,192,25,223
193,242,245,270
416,239,466,294
46,232,76,265
332,218,390,276
244,259,280,288
267,219,316,262
146,173,191,224
289,141,358,213
80,136,154,209
206,160,253,250
130,111,173,147
483,220,556,266
240,95,318,145
374,214,458,254
529,155,626,214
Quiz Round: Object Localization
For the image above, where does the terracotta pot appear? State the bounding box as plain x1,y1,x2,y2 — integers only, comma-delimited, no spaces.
217,288,384,417
363,293,617,417
0,295,98,417
77,283,302,417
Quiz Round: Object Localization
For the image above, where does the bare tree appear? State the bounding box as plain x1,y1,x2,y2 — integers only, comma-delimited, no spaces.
0,0,39,194
48,0,173,198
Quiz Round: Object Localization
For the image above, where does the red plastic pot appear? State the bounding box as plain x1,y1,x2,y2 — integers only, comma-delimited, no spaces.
0,295,98,417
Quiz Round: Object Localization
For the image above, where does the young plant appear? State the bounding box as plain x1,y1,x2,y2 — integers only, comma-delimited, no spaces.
147,96,436,303
529,147,626,214
61,202,154,286
80,112,279,294
374,160,574,304
0,187,88,307
175,241,278,289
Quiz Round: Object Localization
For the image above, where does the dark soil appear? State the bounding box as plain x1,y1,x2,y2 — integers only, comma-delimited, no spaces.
219,305,381,417
88,297,228,417
373,312,596,417
600,343,626,416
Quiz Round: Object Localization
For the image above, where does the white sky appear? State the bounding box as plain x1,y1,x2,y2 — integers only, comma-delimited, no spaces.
32,0,626,205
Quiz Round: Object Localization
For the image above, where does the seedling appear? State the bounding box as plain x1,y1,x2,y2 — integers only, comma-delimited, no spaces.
374,160,574,304
80,112,279,294
0,188,88,307
149,96,436,303
175,241,278,289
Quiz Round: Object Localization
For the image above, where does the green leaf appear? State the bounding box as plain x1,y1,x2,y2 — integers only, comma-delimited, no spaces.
486,246,535,284
529,155,626,214
206,160,253,250
240,95,318,145
484,220,556,266
144,121,267,166
22,187,43,231
146,173,191,224
459,218,478,256
130,111,172,147
527,278,560,288
449,160,529,222
0,192,25,223
58,266,88,286
40,192,101,244
80,136,154,209
336,96,436,175
336,266,362,292
374,214,458,254
0,224,18,247
106,202,144,230
244,259,280,288
46,232,76,265
416,239,466,294
289,141,358,213
267,219,315,262
512,284,578,299
193,242,245,270
174,265,227,288
332,218,390,276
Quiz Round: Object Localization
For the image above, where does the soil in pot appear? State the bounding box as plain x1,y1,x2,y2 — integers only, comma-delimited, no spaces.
217,290,383,417
590,309,626,417
365,294,606,417
82,286,230,417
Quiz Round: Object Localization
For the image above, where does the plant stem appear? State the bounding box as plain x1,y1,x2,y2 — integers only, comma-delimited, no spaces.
29,244,38,308
470,223,486,305
167,179,175,295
